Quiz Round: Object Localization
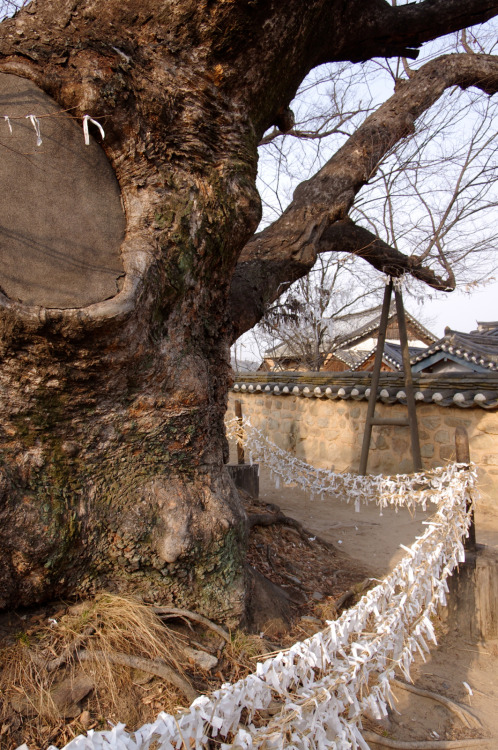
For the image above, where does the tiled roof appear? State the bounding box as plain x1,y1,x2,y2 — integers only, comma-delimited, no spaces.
327,347,366,368
411,323,498,372
380,342,428,370
232,371,498,409
330,305,385,339
332,304,436,350
476,321,498,334
337,342,427,372
263,305,436,362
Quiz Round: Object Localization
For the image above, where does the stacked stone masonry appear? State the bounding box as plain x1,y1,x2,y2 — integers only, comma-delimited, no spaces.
228,372,498,509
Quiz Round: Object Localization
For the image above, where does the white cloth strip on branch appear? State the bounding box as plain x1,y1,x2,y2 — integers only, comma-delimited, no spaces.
33,419,475,750
25,114,42,146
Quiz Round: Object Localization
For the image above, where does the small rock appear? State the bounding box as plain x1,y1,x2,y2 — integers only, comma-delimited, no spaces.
184,647,218,671
52,673,94,716
79,710,91,729
312,591,324,601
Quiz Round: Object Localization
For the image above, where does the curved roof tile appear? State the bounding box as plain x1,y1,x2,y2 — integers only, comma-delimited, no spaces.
232,372,498,409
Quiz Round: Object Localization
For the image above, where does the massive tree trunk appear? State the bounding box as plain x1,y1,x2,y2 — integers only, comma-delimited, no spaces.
0,0,497,621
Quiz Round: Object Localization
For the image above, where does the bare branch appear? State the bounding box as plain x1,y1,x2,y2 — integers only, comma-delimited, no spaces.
231,53,498,337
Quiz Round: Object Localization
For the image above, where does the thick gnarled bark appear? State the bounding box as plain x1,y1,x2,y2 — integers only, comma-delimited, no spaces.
0,0,261,617
0,0,497,620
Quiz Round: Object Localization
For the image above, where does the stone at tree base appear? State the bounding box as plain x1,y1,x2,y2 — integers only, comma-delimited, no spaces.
51,673,94,718
0,73,125,309
184,646,218,671
226,464,259,499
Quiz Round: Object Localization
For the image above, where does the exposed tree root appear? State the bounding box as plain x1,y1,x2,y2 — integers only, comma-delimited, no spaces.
333,577,372,611
247,502,336,552
391,678,482,729
153,607,230,643
362,731,491,748
46,626,96,672
77,649,198,704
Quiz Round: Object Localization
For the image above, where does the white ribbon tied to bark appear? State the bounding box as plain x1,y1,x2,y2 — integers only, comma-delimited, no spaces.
82,114,105,146
21,418,476,750
25,114,42,146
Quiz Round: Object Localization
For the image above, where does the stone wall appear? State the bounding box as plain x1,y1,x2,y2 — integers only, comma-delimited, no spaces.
228,373,498,508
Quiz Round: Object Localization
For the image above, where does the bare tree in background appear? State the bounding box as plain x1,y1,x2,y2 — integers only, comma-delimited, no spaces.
245,254,383,371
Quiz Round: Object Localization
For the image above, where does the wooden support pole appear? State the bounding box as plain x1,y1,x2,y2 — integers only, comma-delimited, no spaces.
455,426,476,552
446,428,498,639
234,399,245,465
359,279,393,475
394,284,422,472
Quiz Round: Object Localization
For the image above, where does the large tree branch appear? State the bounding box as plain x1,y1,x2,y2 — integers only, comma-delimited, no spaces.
4,1,494,140
230,52,498,339
313,0,498,66
321,221,454,290
229,220,452,341
239,0,498,136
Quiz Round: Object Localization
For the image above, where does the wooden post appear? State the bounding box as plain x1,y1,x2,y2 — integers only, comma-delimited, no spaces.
394,285,422,472
445,427,498,639
234,399,245,465
455,426,476,551
227,399,259,497
359,279,393,475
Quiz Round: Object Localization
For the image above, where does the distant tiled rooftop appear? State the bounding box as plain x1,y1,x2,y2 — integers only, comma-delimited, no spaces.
412,322,498,372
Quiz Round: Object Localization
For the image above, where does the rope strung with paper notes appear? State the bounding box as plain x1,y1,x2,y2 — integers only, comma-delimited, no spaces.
2,111,104,146
225,416,460,514
36,425,476,750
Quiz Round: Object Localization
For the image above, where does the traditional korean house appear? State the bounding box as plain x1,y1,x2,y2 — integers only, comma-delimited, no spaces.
411,321,498,374
323,304,436,373
259,304,436,372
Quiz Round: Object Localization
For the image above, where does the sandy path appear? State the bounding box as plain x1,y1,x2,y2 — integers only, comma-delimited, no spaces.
259,465,498,575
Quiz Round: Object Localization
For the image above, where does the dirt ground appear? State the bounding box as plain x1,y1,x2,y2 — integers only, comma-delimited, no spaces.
258,464,498,748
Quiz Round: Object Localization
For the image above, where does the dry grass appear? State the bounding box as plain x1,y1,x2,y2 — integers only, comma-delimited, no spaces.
0,505,364,749
223,630,274,683
0,594,194,749
0,594,344,749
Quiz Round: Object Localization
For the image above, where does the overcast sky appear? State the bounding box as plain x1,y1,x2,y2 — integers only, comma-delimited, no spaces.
414,279,497,337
